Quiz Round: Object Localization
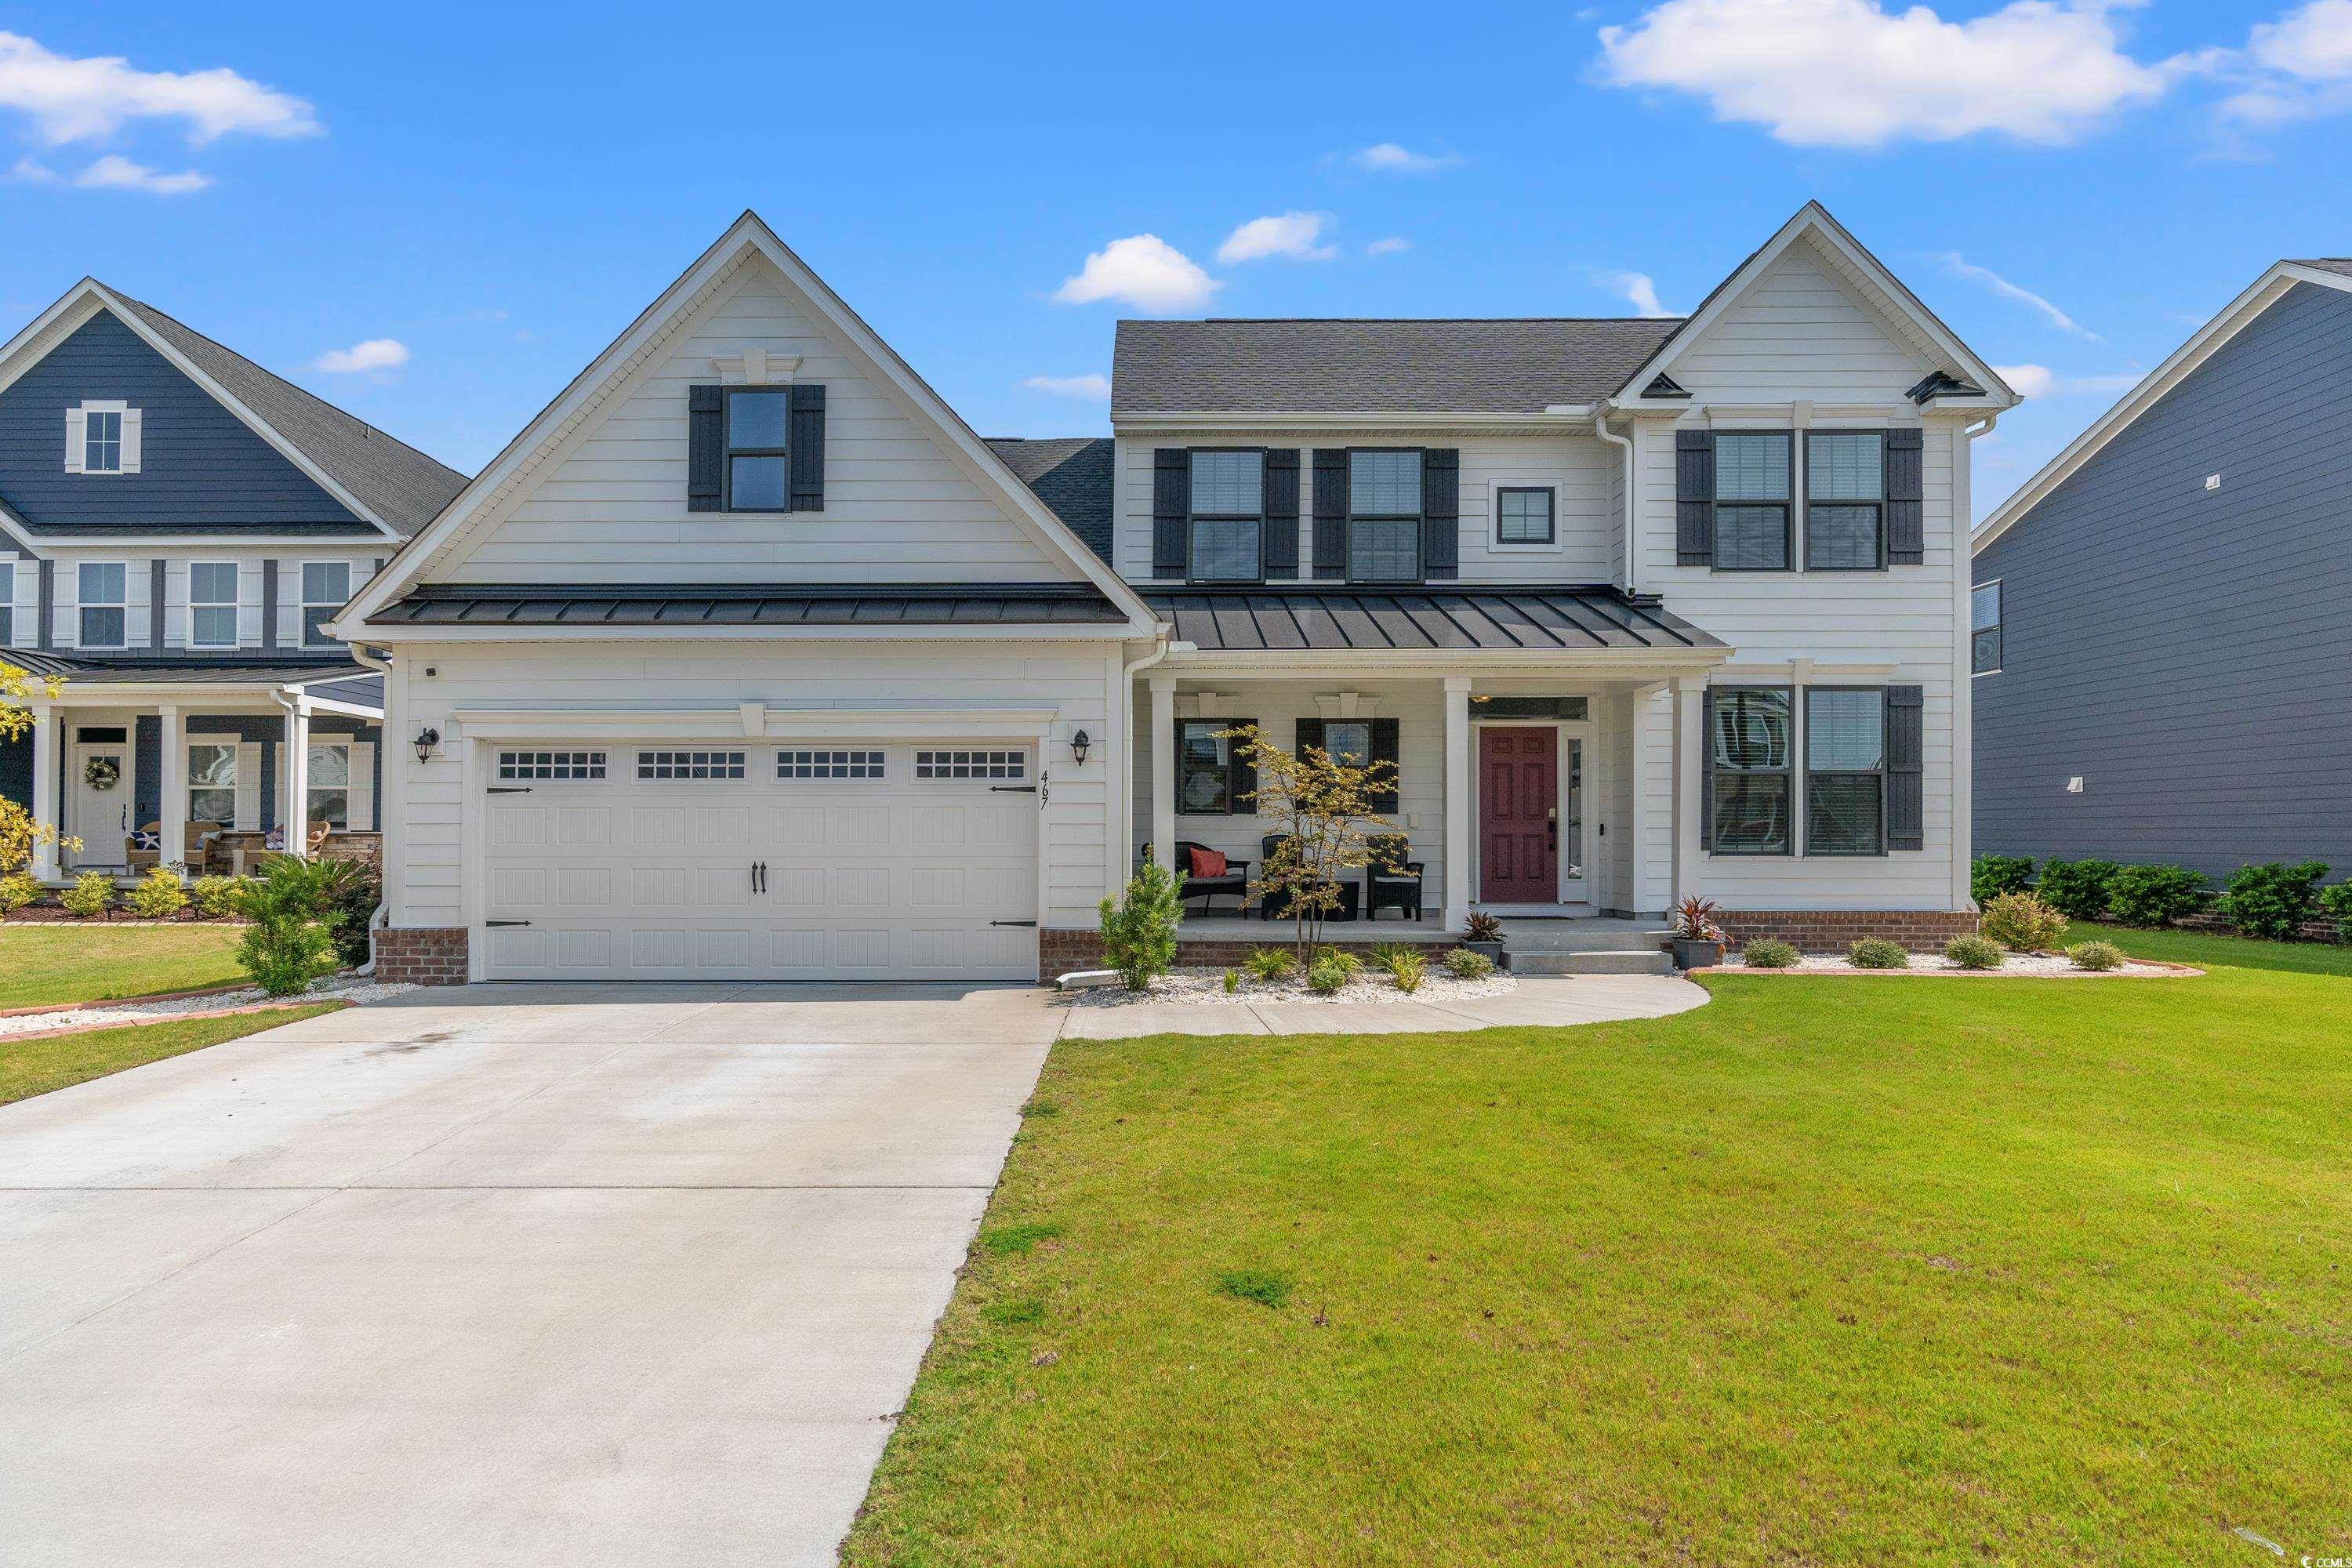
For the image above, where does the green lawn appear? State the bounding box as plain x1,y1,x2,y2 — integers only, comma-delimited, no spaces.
0,1002,343,1106
0,924,249,1010
846,924,2352,1566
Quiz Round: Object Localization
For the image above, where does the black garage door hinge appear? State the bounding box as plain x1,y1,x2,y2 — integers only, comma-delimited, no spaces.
485,919,532,928
989,919,1037,927
487,786,532,794
989,784,1037,793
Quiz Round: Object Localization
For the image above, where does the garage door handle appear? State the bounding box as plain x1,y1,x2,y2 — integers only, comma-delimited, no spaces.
989,785,1037,793
487,786,532,795
990,920,1036,927
485,920,532,928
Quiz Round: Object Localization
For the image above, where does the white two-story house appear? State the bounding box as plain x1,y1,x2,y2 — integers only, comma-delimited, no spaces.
338,204,2011,984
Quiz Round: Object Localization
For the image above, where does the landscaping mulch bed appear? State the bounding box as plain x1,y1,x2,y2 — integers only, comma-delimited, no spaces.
1708,953,2199,978
1062,965,1515,1007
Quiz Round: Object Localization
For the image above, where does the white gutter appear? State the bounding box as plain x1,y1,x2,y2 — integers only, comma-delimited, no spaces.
1592,413,1639,596
1113,627,1178,895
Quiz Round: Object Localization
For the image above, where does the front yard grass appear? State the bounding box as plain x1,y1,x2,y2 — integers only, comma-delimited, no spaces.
846,924,2350,1566
1,1003,343,1106
0,924,249,1010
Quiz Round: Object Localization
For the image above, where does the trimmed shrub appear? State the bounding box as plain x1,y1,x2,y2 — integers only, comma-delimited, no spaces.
2035,859,2118,921
2104,864,2206,928
1243,946,1295,982
1445,947,1495,980
2216,861,2330,942
1848,938,1910,970
1221,968,1241,994
1382,947,1427,994
1970,855,2036,906
1944,935,2005,970
0,871,39,916
2068,940,2125,972
2321,883,2352,945
1098,859,1184,989
125,865,188,920
61,871,113,919
190,875,244,919
1311,946,1363,981
1740,937,1800,969
230,858,337,997
1306,959,1348,995
1980,891,2066,953
310,859,381,968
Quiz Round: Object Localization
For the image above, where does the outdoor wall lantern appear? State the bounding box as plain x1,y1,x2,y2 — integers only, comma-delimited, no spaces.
413,727,441,764
1069,728,1091,767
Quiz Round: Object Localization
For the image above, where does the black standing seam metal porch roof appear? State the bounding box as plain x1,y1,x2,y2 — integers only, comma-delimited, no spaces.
372,581,1131,628
5,650,378,688
1141,585,1724,654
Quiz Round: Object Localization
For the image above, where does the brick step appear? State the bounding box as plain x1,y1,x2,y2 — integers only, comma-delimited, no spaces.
1504,949,1677,977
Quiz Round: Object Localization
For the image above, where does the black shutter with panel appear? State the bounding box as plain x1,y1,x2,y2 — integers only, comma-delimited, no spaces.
1885,427,1924,565
1699,688,1717,851
687,385,724,512
1369,717,1400,814
1675,429,1715,566
1230,718,1258,815
1421,448,1459,579
1312,449,1347,581
1263,448,1300,578
1886,684,1924,850
1153,448,1188,577
789,384,826,511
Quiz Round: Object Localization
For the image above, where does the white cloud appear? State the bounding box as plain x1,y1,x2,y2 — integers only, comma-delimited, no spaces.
1938,252,2101,339
2217,0,2352,125
1596,0,2181,148
1052,234,1220,312
1023,373,1112,400
1993,362,2055,399
311,338,410,374
1597,269,1677,318
1217,212,1338,265
0,30,319,145
1992,363,2143,399
1347,142,1460,173
74,154,209,194
1366,236,1410,256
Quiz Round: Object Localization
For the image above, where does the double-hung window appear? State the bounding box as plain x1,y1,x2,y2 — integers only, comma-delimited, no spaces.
1805,689,1887,855
1972,582,2002,674
1713,434,1791,571
1806,432,1885,569
724,388,789,512
0,560,13,645
188,742,238,825
82,406,124,473
189,561,238,648
78,561,127,648
1177,719,1238,813
301,562,350,648
1709,688,1792,854
307,741,352,829
1188,450,1263,582
1348,450,1422,582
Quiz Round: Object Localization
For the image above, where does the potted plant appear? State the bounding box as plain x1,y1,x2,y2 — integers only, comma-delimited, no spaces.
1669,895,1726,970
1462,909,1504,964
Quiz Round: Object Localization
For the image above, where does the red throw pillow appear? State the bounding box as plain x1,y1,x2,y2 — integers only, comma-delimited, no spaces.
1188,847,1229,879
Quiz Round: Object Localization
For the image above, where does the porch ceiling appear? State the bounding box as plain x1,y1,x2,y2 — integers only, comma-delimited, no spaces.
1142,584,1725,655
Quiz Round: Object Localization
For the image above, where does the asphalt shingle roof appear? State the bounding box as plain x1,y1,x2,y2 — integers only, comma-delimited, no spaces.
984,437,1113,563
2291,259,2352,280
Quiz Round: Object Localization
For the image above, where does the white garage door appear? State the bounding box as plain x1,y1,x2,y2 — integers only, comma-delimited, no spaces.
481,742,1038,981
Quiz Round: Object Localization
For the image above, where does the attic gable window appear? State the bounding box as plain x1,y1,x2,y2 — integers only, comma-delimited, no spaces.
67,400,139,475
724,389,789,512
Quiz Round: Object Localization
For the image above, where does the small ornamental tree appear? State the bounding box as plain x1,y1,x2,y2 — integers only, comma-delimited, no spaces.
1098,858,1184,990
1225,724,1395,968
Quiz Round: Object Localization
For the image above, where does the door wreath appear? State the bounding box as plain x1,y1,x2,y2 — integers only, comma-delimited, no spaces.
83,756,121,791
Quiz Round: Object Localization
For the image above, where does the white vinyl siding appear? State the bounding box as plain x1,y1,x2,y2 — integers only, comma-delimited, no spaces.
1668,236,1934,402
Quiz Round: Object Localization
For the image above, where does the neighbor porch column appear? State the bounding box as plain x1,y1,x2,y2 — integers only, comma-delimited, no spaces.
1443,675,1472,931
1149,672,1175,873
282,700,311,856
158,703,185,876
29,703,60,880
1671,676,1704,903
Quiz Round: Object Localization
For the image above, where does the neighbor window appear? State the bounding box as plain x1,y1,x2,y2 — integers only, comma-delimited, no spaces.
1189,450,1263,582
82,406,124,473
1713,433,1791,571
724,388,789,511
301,562,350,648
1973,582,2002,674
1497,486,1555,544
1178,720,1237,813
188,743,237,825
189,561,238,648
77,561,127,648
1805,688,1887,855
0,560,13,645
307,741,351,829
1709,688,1792,854
1348,449,1422,582
1806,432,1884,570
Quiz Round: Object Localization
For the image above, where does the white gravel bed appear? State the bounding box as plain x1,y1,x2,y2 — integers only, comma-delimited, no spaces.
1062,964,1515,1007
0,975,418,1037
1711,952,2184,977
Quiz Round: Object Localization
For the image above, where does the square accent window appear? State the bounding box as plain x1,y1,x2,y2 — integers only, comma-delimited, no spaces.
1497,487,1554,544
498,750,607,780
84,408,124,473
914,749,1026,780
188,742,237,824
725,389,789,512
779,749,886,779
1709,688,1791,855
1972,582,2002,674
308,742,351,829
1714,434,1791,571
637,750,746,780
189,561,238,648
1188,451,1263,583
78,561,127,648
1806,432,1884,570
301,562,351,648
1805,688,1886,856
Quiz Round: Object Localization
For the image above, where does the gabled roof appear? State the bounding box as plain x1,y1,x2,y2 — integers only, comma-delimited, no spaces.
1973,260,2352,554
985,437,1112,562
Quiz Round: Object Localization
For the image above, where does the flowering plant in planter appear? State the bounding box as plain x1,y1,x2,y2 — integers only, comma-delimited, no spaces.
1669,895,1727,970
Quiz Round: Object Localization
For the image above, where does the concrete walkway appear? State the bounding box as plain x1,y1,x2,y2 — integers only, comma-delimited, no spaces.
1055,973,1708,1037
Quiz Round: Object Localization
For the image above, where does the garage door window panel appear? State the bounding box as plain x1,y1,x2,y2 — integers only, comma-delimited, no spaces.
779,750,886,779
637,750,746,780
499,750,607,780
915,750,1026,780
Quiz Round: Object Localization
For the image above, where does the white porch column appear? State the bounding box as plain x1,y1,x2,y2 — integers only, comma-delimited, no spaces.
282,701,311,856
29,704,60,880
1628,682,1666,919
1442,675,1472,931
1148,673,1175,873
1671,676,1705,902
157,704,185,876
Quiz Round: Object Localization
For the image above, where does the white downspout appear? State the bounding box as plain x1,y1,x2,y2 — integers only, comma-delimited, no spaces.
1115,629,1176,892
1594,413,1639,596
308,642,396,975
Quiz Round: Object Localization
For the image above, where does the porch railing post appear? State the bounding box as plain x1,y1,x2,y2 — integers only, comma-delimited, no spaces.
1443,676,1472,932
158,703,185,877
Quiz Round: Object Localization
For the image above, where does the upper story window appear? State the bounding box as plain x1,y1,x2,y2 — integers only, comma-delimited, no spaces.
724,389,789,512
78,561,127,648
1806,432,1884,570
67,400,138,475
301,561,350,648
1496,486,1554,545
1972,582,2003,674
1348,450,1422,582
189,561,238,648
1714,434,1791,571
1189,450,1263,582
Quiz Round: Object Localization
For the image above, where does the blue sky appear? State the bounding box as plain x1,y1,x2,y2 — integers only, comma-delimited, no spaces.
3,2,2348,517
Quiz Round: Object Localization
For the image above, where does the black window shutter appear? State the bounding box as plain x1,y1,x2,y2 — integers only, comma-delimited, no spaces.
1230,718,1257,814
1699,688,1717,851
1369,717,1400,813
787,384,826,512
1293,717,1325,761
1675,429,1715,566
1153,448,1188,577
1885,427,1924,565
1887,684,1924,851
1312,449,1347,580
1263,448,1300,578
688,385,724,512
1421,448,1459,579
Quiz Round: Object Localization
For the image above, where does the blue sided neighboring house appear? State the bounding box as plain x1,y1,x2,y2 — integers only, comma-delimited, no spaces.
0,279,466,882
1970,259,2352,882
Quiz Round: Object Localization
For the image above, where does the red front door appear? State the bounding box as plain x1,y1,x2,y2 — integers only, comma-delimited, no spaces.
1479,728,1556,903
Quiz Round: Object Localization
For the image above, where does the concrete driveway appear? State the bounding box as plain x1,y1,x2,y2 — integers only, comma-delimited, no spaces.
0,983,1061,1568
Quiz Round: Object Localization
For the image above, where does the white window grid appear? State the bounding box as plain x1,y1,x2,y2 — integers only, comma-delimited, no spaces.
637,750,746,780
915,749,1026,781
499,750,608,781
778,749,886,779
188,561,239,648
